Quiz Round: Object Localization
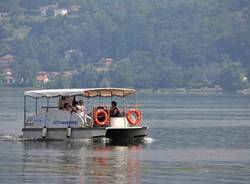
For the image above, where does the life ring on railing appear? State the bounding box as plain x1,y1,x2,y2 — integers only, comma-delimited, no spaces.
126,109,141,126
94,109,109,126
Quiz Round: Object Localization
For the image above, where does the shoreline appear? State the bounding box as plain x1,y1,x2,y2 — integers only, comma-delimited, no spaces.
140,88,250,95
1,87,250,95
139,88,224,95
237,88,250,95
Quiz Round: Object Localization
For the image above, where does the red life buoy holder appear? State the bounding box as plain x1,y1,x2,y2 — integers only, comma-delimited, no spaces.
94,109,109,126
126,109,141,126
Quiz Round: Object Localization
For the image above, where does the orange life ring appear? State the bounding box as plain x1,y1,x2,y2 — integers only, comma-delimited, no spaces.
126,109,141,126
94,109,109,126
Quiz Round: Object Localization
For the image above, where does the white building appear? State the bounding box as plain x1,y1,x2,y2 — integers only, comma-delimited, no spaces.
54,9,68,16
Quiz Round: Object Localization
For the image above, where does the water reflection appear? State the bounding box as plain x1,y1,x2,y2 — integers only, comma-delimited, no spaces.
22,141,144,183
87,146,141,183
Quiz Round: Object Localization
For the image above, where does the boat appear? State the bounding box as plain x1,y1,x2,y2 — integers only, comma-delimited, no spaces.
22,88,148,141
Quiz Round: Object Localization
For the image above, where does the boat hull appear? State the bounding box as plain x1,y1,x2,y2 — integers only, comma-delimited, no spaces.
22,127,148,140
106,127,148,140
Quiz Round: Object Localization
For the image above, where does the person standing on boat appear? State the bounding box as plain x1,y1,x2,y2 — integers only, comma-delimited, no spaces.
110,101,121,117
76,100,91,124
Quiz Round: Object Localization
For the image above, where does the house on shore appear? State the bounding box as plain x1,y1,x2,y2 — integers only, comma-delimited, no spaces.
0,54,16,84
54,8,68,16
40,4,80,17
2,68,15,84
40,4,58,17
96,58,113,72
0,54,15,69
36,71,50,84
0,12,8,22
68,5,81,15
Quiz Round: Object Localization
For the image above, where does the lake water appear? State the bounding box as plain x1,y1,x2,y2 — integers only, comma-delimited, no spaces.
0,88,250,183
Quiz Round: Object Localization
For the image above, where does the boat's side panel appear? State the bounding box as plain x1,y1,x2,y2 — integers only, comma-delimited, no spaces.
25,109,86,129
22,127,148,140
22,128,42,139
71,128,106,139
22,127,106,140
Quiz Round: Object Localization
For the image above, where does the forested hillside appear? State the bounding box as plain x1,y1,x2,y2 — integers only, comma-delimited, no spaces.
0,0,250,90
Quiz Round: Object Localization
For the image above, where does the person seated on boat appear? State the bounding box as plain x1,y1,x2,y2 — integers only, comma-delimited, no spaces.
76,100,92,124
110,101,121,117
76,100,85,113
63,103,75,112
58,96,72,110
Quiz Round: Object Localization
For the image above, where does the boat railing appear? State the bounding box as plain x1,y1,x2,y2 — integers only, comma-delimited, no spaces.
41,106,59,109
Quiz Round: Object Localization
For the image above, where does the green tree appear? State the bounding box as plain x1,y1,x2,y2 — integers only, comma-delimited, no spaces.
13,58,40,86
71,65,97,88
128,51,154,88
0,25,8,40
111,58,135,87
55,76,72,88
218,56,245,91
0,42,12,55
153,58,183,88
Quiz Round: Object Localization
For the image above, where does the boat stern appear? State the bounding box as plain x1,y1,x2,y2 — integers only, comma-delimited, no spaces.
105,126,148,140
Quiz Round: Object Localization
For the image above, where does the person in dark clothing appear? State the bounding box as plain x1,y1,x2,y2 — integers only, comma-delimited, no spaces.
110,101,121,117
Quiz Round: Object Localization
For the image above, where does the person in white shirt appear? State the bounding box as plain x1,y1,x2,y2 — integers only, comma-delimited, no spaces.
76,100,91,125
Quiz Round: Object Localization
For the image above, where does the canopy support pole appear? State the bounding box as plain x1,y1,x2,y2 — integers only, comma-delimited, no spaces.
123,91,126,125
135,91,138,109
45,97,49,127
24,96,26,125
35,97,38,116
46,98,49,112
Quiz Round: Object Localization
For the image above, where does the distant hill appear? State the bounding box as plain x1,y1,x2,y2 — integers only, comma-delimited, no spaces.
0,0,249,90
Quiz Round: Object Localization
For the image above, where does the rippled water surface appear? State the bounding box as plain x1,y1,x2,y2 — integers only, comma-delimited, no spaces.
0,88,250,183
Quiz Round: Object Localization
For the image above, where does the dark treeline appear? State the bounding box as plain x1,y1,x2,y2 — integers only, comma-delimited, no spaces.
0,0,250,90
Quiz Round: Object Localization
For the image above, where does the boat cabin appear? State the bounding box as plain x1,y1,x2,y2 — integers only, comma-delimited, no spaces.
23,88,142,129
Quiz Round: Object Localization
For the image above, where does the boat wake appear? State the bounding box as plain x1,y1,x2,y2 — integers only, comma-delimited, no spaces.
0,134,23,141
143,137,155,144
0,134,154,147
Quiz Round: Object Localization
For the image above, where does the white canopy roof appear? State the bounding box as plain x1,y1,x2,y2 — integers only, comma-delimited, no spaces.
24,88,136,98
